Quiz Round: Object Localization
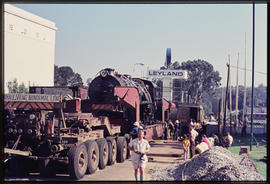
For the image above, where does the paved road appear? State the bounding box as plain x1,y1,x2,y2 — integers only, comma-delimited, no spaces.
4,139,184,181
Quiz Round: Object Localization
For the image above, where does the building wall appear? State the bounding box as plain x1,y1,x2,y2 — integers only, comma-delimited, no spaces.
4,4,57,92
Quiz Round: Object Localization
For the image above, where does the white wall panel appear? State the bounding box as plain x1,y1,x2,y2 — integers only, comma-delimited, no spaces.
4,4,57,92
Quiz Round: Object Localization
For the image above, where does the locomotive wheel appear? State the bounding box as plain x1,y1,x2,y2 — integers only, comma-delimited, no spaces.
68,143,88,180
96,138,109,169
124,134,131,159
116,136,127,163
106,137,117,165
84,140,99,174
38,159,56,177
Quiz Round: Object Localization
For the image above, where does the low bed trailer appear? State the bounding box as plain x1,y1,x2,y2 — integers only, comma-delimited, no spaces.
4,92,174,180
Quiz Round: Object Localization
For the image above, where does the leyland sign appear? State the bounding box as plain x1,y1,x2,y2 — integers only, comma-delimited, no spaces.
147,69,188,79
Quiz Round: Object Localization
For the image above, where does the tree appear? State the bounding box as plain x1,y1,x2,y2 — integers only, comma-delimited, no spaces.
7,78,28,93
18,82,28,93
54,65,84,87
179,59,221,103
201,91,213,115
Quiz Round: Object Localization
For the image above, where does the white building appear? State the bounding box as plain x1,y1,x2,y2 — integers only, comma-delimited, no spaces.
4,4,57,92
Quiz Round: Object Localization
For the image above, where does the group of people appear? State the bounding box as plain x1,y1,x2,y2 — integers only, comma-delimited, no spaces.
127,119,235,181
163,119,207,141
181,124,234,160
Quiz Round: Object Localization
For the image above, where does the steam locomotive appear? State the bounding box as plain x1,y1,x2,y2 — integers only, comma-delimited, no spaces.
86,68,164,134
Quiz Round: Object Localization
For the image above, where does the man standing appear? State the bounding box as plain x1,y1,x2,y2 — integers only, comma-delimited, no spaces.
168,120,175,139
223,132,233,149
174,120,180,140
241,115,248,137
130,121,140,139
188,125,198,159
128,128,151,181
211,133,221,146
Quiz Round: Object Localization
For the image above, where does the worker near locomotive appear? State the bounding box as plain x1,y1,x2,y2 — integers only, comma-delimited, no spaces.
128,127,151,181
3,68,174,180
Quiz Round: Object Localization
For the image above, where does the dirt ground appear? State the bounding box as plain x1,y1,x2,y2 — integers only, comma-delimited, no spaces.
145,139,184,180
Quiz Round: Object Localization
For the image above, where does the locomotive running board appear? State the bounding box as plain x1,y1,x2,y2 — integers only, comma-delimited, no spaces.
4,148,31,157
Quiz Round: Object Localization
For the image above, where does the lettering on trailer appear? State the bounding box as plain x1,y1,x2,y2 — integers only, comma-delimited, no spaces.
147,69,188,79
4,93,61,102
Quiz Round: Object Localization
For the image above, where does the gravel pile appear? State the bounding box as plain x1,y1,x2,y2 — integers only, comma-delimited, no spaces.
151,146,264,181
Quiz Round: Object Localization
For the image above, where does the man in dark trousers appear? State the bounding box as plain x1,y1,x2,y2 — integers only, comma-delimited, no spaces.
241,115,248,137
188,125,198,159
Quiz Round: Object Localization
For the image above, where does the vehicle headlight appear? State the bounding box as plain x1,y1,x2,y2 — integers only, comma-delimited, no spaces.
100,70,108,77
27,129,33,134
29,114,35,120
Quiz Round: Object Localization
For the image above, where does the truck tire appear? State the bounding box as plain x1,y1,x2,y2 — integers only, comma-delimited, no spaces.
96,138,109,169
85,140,99,174
125,134,131,159
106,137,117,165
116,136,127,163
38,159,56,177
68,143,88,180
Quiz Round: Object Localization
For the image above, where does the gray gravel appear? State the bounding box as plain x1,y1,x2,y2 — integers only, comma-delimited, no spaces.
150,146,265,181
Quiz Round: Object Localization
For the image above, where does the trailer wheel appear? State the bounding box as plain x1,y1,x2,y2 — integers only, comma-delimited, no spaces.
68,143,88,180
96,138,109,169
116,136,127,163
125,134,131,159
85,140,99,174
106,137,117,165
38,159,56,177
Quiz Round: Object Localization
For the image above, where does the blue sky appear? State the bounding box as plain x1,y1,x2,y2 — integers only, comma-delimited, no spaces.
12,3,267,87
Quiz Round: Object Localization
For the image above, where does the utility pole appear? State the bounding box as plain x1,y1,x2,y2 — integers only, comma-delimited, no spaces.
223,57,230,135
229,55,232,134
243,33,247,123
250,3,255,151
218,98,222,135
221,89,224,119
235,53,239,134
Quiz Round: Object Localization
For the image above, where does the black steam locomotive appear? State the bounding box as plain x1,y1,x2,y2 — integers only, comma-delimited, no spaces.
87,68,161,133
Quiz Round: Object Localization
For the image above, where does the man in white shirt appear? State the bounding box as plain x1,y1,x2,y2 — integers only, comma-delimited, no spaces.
189,125,198,158
128,128,151,181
